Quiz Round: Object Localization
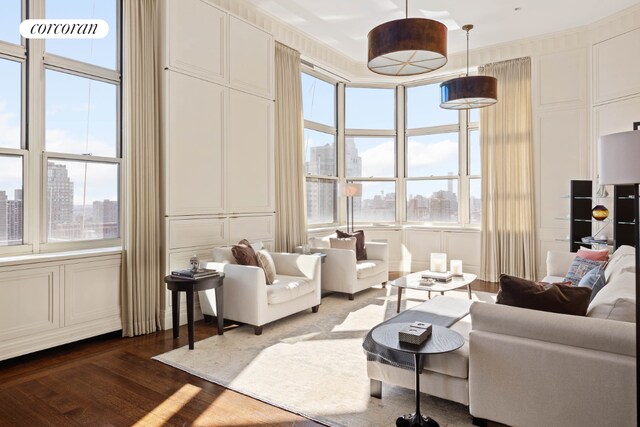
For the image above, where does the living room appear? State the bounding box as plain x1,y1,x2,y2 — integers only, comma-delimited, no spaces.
0,0,638,426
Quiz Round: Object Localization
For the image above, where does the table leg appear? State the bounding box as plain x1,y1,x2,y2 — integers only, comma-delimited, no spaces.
186,290,195,350
467,283,472,299
396,287,403,313
171,290,179,339
395,354,439,427
215,286,224,335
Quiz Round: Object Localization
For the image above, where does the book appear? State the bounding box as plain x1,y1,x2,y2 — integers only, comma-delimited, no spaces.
171,268,218,279
399,324,432,345
421,271,453,282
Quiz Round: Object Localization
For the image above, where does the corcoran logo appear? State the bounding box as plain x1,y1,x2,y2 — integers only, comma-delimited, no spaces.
19,19,109,39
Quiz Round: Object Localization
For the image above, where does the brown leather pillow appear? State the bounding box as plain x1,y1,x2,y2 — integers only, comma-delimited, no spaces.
231,239,258,266
496,274,591,316
336,229,367,260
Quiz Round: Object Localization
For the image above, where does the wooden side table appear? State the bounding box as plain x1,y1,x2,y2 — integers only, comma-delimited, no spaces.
371,322,464,426
164,273,225,350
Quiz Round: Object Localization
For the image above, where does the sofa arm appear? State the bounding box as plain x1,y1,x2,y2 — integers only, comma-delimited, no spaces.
365,241,389,262
545,250,577,278
270,252,320,280
470,302,635,356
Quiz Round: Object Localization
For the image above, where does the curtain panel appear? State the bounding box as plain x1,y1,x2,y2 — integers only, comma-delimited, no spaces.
479,57,537,282
121,0,162,336
274,42,307,252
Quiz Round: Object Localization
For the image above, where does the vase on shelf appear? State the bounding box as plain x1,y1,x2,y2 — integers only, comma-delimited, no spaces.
591,205,609,221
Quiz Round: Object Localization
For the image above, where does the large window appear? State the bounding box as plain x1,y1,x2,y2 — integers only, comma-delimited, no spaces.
345,86,396,223
0,0,121,253
302,72,337,224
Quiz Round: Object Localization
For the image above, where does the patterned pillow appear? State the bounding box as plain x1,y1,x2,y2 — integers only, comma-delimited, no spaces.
564,256,606,286
329,237,357,252
256,249,276,285
578,265,607,301
336,229,367,260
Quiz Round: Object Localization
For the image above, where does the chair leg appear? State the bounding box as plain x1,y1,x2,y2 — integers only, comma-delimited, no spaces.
472,417,488,427
312,304,319,313
370,379,382,399
381,281,387,288
253,326,263,335
348,294,355,301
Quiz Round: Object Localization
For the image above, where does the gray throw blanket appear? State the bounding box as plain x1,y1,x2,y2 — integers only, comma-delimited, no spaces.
362,296,472,371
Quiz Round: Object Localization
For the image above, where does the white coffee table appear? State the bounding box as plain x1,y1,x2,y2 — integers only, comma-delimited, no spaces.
391,271,477,313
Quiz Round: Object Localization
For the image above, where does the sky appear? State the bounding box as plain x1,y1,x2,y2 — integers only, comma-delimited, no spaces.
0,0,118,205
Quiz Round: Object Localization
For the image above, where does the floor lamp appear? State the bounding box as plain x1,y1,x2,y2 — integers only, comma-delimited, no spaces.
341,183,362,233
598,123,640,407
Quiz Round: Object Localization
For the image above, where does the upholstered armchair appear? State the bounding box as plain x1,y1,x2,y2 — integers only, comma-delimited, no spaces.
198,247,321,335
308,234,389,299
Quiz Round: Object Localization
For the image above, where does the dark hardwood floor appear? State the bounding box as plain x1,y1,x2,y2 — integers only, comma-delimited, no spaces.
0,273,497,426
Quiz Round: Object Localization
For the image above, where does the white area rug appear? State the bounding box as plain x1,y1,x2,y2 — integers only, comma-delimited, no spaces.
153,286,496,427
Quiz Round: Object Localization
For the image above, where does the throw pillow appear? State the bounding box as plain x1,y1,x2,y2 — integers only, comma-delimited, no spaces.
329,237,357,252
578,265,607,302
256,249,276,285
497,274,591,316
577,247,609,261
336,229,367,260
231,239,258,266
564,256,606,286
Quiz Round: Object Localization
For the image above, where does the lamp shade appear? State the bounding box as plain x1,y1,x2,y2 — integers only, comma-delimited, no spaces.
440,75,498,109
367,18,447,76
341,183,362,197
598,130,640,185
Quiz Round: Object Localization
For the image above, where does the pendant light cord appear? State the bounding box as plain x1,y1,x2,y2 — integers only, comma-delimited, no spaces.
405,0,408,19
466,28,470,76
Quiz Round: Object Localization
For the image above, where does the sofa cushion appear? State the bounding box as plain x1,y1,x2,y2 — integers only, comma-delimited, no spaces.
336,229,367,260
329,237,357,252
564,256,606,286
309,235,331,249
497,274,591,316
587,271,635,323
212,247,237,264
577,265,606,301
604,245,635,283
267,275,315,305
577,247,609,261
232,239,259,266
256,249,276,285
356,259,386,279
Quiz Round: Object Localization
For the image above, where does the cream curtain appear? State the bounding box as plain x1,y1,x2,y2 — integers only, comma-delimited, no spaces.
274,42,307,252
479,57,536,282
121,0,162,336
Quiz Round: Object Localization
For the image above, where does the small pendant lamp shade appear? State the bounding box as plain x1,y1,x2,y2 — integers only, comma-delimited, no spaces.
367,10,448,76
440,24,497,110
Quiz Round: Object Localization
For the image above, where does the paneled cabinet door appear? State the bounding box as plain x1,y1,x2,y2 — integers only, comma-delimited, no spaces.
165,0,227,83
227,89,274,214
166,71,225,216
229,16,274,99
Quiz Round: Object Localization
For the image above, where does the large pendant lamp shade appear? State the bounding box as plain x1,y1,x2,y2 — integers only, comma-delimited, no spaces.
367,1,447,76
440,25,497,109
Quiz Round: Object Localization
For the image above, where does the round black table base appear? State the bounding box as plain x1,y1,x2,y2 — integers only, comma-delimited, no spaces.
396,413,439,427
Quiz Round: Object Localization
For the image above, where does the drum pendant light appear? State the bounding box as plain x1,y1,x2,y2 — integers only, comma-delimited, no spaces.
367,0,447,76
440,25,497,109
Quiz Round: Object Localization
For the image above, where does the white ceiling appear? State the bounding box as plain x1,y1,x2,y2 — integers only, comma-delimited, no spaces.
244,0,639,62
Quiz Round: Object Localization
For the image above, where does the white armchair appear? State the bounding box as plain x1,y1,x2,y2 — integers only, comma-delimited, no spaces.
308,235,389,300
198,247,321,335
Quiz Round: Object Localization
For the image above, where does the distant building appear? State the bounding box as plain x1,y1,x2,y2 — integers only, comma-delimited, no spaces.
93,199,119,239
0,191,7,242
47,162,74,240
7,189,22,241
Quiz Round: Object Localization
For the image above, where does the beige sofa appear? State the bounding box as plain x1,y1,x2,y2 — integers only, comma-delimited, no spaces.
367,245,636,427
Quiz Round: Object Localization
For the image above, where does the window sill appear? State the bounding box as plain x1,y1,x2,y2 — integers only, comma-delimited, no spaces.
0,247,122,268
308,224,480,234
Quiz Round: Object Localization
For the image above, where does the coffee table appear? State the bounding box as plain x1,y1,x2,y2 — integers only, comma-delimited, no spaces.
371,322,465,426
392,271,477,313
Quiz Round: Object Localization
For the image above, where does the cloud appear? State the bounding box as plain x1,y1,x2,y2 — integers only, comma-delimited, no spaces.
406,138,458,176
357,139,395,177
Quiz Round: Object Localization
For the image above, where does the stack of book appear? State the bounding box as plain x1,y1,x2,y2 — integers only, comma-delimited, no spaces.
171,268,219,279
421,271,453,282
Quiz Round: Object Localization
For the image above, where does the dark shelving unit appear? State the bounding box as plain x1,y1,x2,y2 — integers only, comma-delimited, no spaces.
613,185,636,249
569,180,594,252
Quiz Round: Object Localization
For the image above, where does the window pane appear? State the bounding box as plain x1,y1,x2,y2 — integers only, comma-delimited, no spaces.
345,87,394,130
0,156,23,246
46,70,117,157
47,159,119,241
304,128,336,176
407,84,458,129
301,73,335,126
469,108,479,123
407,133,459,177
45,0,118,69
306,178,336,224
352,181,395,222
469,129,480,176
0,1,21,45
345,136,394,178
470,178,481,224
406,180,458,223
0,58,22,149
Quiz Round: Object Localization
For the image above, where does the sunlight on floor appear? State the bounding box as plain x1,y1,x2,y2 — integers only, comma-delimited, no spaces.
133,383,202,426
